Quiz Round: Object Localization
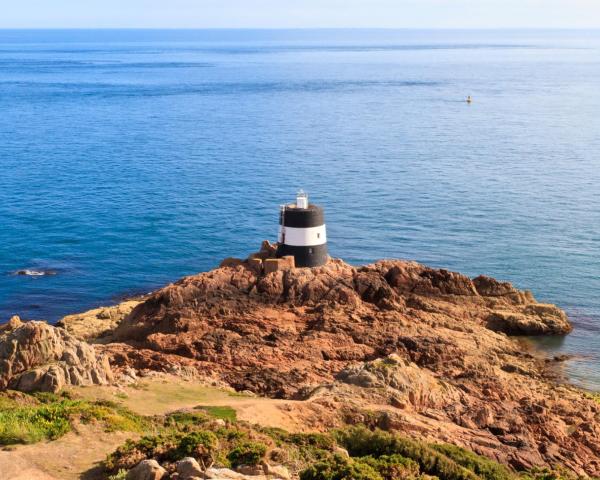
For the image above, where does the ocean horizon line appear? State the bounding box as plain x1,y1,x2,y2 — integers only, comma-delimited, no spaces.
1,27,600,32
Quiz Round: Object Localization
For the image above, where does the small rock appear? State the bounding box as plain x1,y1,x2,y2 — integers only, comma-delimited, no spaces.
177,457,204,480
3,315,23,331
126,459,168,480
235,465,263,476
264,464,290,480
204,468,245,479
333,446,350,458
390,396,407,409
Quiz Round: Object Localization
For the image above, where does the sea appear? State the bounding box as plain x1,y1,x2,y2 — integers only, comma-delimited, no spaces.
0,29,598,391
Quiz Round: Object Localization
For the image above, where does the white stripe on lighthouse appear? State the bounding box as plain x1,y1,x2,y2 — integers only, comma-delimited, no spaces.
281,225,327,247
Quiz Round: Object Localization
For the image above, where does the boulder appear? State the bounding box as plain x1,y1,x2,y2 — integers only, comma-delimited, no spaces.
486,304,572,335
263,464,291,480
126,459,167,480
176,457,204,479
0,321,113,393
204,468,246,479
235,465,263,476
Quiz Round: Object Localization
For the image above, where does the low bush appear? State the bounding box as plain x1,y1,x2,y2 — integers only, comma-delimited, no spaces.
519,467,585,480
432,444,513,480
227,441,268,467
359,454,421,480
336,427,501,480
176,430,218,464
300,454,383,480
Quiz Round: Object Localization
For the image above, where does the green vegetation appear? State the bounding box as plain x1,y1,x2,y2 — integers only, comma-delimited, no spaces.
104,416,599,480
227,441,268,468
586,392,600,405
106,412,254,471
2,390,593,480
520,467,592,480
194,405,237,421
0,391,147,445
107,469,128,480
300,454,384,480
432,443,514,480
335,426,482,480
359,454,421,480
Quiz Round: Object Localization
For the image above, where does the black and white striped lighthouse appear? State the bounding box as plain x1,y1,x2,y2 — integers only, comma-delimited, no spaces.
277,191,328,268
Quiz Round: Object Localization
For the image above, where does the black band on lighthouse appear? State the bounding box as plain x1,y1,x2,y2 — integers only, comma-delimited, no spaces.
277,243,328,268
280,206,324,228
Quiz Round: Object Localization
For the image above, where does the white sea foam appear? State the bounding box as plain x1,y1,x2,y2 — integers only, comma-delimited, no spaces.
13,269,56,277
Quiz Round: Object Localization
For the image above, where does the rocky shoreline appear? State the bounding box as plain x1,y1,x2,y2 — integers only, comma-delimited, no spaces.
1,247,599,477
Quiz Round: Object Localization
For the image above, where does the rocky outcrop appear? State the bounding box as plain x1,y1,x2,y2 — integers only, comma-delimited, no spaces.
3,253,593,474
57,300,142,342
95,256,600,475
0,318,113,392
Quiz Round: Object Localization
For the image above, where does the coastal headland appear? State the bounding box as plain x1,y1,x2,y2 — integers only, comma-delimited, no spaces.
1,244,598,479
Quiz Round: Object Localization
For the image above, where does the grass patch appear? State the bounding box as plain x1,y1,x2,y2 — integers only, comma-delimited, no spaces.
194,405,237,422
0,391,148,445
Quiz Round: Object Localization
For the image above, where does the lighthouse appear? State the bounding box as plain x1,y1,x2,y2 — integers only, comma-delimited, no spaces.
277,190,328,268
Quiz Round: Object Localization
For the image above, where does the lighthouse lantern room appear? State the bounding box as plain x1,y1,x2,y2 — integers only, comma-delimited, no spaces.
277,190,328,268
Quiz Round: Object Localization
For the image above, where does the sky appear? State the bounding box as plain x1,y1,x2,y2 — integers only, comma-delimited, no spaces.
1,0,600,29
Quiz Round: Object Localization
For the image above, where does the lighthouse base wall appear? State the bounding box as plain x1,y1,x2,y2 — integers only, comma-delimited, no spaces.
277,243,328,268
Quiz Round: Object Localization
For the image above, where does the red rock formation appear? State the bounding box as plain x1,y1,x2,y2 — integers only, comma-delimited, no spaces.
97,258,600,475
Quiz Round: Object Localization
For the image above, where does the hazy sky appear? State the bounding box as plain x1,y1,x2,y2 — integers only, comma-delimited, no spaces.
2,0,600,29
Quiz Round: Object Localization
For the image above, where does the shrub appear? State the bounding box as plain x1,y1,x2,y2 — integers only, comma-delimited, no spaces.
288,433,336,450
227,441,268,468
300,454,383,480
336,427,486,480
519,467,582,480
359,454,421,480
176,430,218,463
432,444,514,480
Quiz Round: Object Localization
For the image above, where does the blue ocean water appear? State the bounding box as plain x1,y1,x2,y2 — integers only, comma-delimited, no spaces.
0,29,599,390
